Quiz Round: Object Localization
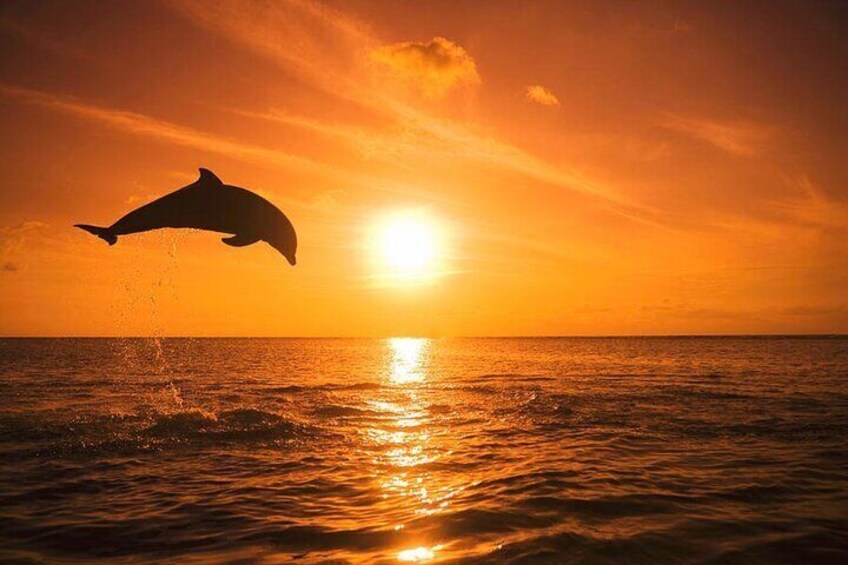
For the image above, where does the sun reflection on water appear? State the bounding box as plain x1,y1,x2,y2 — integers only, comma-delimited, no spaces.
388,338,428,384
398,545,443,562
363,338,462,560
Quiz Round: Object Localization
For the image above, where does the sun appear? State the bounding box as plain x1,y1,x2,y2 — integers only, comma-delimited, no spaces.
370,210,444,283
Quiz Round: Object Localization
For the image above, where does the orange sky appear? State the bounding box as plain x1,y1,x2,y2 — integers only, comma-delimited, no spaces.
1,0,847,336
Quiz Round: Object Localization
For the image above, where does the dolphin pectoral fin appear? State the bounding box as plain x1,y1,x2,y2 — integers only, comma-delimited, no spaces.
221,233,260,247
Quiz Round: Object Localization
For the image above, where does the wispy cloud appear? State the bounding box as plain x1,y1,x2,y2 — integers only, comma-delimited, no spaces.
166,0,376,107
168,0,656,222
0,83,360,186
774,176,848,231
662,113,771,157
641,302,749,321
780,304,848,317
236,108,401,160
3,2,662,229
0,220,48,271
672,19,692,34
526,85,559,107
241,105,660,226
372,37,480,97
0,221,48,251
705,175,848,243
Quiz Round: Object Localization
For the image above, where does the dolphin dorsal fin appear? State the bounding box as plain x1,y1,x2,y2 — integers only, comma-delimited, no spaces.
197,168,223,188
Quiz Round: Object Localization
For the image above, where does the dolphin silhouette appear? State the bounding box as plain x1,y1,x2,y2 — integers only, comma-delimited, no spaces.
75,168,297,265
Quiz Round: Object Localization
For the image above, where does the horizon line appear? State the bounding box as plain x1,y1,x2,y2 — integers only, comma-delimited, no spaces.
1,333,846,339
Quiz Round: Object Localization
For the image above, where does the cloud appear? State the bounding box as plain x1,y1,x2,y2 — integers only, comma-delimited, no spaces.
779,304,847,317
641,301,749,321
526,85,559,107
672,19,692,34
243,105,659,226
773,176,848,232
0,221,48,246
0,83,362,188
371,37,480,97
24,0,655,226
0,221,48,268
662,113,771,156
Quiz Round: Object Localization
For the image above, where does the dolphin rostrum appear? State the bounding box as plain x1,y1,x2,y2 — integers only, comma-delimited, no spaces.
75,168,297,265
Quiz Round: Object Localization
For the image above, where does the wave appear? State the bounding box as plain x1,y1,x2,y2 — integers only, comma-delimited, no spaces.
474,374,555,382
143,408,314,442
260,382,383,394
0,407,324,458
312,404,379,418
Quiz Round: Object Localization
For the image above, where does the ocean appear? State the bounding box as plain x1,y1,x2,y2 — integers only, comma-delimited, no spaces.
0,337,846,563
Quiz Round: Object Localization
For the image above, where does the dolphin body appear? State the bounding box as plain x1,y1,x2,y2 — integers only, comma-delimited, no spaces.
75,168,297,265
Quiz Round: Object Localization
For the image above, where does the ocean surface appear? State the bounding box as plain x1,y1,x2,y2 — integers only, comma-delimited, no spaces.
0,337,846,563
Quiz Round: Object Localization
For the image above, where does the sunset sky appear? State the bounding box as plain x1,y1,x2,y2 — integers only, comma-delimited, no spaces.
1,0,846,336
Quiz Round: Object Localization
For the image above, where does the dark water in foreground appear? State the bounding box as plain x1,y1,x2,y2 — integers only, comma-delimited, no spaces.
0,337,846,564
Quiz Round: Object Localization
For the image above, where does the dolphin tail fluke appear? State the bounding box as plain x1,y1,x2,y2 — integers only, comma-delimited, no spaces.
74,224,117,246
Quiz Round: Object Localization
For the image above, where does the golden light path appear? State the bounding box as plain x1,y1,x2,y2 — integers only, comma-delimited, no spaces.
364,338,463,562
398,545,443,562
389,338,427,385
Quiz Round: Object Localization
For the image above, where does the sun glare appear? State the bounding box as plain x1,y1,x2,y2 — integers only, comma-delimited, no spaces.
371,211,444,283
397,546,442,562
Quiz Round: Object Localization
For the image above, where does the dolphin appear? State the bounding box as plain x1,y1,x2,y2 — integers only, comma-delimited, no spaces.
75,168,297,265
